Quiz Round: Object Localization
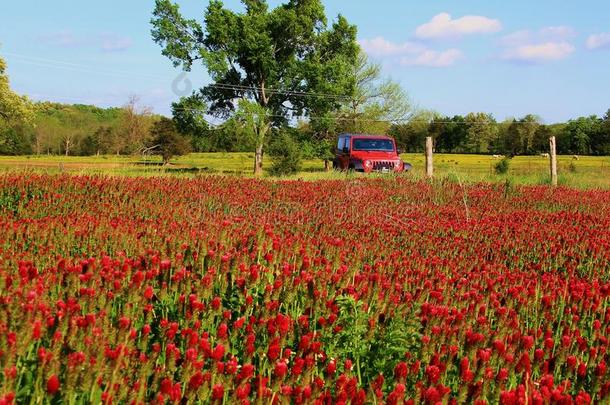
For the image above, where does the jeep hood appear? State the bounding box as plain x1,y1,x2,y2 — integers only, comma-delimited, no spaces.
351,151,400,160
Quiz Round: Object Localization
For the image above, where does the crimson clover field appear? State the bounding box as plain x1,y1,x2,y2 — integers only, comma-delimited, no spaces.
0,174,609,404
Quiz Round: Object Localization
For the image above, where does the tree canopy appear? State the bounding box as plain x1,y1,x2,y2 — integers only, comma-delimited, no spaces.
150,117,192,164
0,56,34,154
0,57,32,126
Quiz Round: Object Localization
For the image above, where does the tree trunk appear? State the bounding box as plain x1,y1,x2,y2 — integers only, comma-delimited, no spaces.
324,160,331,172
254,144,264,176
425,137,434,178
549,136,558,186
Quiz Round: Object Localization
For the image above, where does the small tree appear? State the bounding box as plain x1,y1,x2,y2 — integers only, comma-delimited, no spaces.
150,117,191,164
268,132,302,176
117,95,153,155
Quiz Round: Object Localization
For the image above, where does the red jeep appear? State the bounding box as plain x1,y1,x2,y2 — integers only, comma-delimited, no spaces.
333,134,409,173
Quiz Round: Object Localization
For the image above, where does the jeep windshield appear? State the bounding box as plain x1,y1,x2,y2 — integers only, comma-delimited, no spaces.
352,138,395,152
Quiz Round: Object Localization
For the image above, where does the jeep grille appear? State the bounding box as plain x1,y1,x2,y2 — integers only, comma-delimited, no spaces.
373,161,395,170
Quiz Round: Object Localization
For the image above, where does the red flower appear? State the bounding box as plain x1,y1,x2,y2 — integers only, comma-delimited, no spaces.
46,375,60,394
274,361,288,378
144,286,154,300
394,361,408,379
217,323,228,339
267,338,281,361
595,361,607,377
212,384,224,400
325,359,337,375
188,372,204,391
425,365,441,384
211,344,225,361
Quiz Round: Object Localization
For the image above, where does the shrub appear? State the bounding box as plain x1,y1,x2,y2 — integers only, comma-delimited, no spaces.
267,133,302,176
494,157,511,175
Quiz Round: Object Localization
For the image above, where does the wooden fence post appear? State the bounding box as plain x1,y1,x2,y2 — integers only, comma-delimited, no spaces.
425,137,433,178
549,136,558,186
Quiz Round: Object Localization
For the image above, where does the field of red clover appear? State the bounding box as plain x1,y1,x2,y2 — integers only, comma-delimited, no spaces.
0,174,609,404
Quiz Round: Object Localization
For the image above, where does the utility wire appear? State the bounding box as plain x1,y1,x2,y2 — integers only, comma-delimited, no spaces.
3,52,352,100
4,52,552,125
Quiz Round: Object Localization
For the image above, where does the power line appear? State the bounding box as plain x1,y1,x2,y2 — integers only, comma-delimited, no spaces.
3,52,556,125
4,52,170,81
3,52,353,100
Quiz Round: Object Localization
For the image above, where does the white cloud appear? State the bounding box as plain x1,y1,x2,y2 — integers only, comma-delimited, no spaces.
359,37,424,57
415,12,502,39
359,36,463,68
500,26,575,46
401,49,463,67
586,32,610,50
100,34,133,52
502,42,575,62
500,26,576,63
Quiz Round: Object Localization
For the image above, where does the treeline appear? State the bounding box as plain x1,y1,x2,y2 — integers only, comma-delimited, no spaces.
390,112,610,156
3,102,610,158
0,97,164,156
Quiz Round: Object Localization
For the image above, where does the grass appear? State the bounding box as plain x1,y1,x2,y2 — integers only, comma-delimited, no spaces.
0,153,609,188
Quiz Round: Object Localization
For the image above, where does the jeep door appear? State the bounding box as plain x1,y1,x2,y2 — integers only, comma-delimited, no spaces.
338,136,351,169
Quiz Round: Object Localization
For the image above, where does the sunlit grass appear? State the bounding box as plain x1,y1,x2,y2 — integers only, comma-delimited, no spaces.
0,153,608,188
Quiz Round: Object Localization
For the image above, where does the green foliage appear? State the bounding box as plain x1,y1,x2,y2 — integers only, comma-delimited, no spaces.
171,95,211,151
150,117,192,164
390,110,439,153
267,132,302,176
429,115,468,153
0,126,31,155
463,112,498,153
0,57,34,128
495,157,511,174
28,102,124,155
563,115,604,155
331,51,412,136
321,295,421,386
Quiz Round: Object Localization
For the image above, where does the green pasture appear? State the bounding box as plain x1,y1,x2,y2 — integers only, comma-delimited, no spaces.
0,153,608,188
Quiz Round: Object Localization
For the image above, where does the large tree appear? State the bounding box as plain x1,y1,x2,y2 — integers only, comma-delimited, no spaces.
0,56,33,154
151,0,358,175
463,112,498,154
498,115,540,156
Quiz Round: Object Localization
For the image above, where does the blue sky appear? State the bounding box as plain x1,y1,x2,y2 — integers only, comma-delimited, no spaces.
1,0,609,123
